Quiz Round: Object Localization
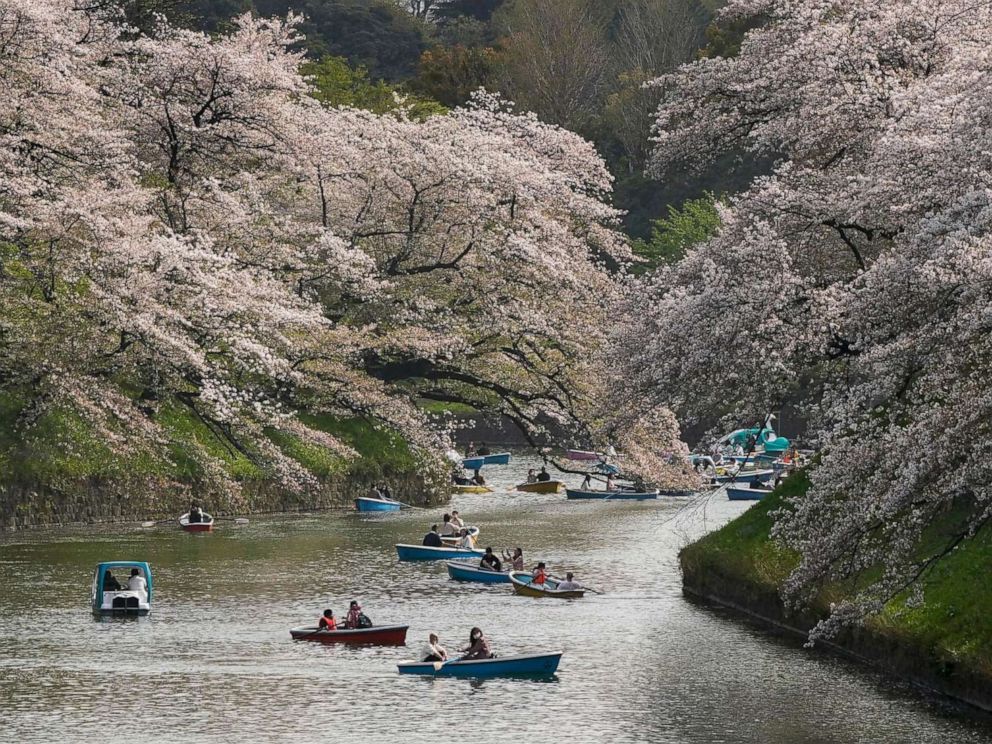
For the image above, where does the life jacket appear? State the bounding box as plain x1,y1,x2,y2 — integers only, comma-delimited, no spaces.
319,616,337,630
534,569,546,585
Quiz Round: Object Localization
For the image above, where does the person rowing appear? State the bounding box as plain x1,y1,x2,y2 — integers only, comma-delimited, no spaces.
479,547,502,572
422,633,447,662
450,510,465,530
318,608,337,631
457,528,476,549
460,627,493,660
440,513,457,537
556,572,582,591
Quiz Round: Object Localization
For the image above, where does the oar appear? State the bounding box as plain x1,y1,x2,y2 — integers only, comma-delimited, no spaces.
432,657,458,672
298,625,333,640
214,517,250,525
140,518,173,528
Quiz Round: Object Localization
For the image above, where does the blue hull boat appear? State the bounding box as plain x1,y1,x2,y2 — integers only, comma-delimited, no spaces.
355,497,401,512
397,652,562,678
713,469,775,485
462,456,485,470
445,560,511,584
727,486,772,501
461,452,511,469
565,488,658,500
396,544,484,562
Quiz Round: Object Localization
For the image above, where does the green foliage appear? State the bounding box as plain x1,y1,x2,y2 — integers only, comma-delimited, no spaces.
632,194,721,270
412,45,500,107
302,55,445,118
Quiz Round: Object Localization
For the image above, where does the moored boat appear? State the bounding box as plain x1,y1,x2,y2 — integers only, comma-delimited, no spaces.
452,484,492,494
445,560,511,584
354,497,401,512
516,480,563,494
727,485,773,501
178,512,214,532
289,624,408,645
566,449,601,461
509,571,585,598
91,561,152,615
396,544,485,562
565,488,658,501
711,469,775,485
397,652,562,678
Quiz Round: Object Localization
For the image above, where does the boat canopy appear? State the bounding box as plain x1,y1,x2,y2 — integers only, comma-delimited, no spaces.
719,427,789,453
92,561,153,602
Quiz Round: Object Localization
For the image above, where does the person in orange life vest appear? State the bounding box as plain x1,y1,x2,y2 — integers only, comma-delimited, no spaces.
318,609,337,630
532,562,547,585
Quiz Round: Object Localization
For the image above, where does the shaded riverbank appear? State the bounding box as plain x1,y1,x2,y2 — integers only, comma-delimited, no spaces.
680,473,992,713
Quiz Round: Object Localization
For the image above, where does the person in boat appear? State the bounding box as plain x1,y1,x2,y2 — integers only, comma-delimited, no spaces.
345,600,370,628
476,442,491,456
556,572,581,591
536,466,550,482
440,513,457,537
453,471,472,486
188,503,202,523
367,485,382,500
457,528,476,549
460,627,493,660
532,562,548,585
423,525,443,547
580,474,592,490
380,484,392,501
502,547,524,571
465,441,475,457
422,633,447,662
318,609,337,631
749,476,766,490
471,470,486,486
450,510,465,530
102,570,122,591
525,468,537,484
605,474,616,491
127,568,147,595
479,547,502,572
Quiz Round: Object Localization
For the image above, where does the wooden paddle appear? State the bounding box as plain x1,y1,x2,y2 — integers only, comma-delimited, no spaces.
140,518,173,528
298,625,334,640
432,657,458,672
214,517,250,525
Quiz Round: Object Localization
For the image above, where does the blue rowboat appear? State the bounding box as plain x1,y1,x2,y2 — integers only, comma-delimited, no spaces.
396,544,485,562
565,488,658,501
462,456,485,470
727,486,772,501
397,652,562,678
482,452,510,465
355,497,401,512
445,560,511,584
712,469,775,485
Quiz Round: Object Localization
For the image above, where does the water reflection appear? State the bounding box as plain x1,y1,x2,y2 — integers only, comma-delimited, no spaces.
0,452,989,743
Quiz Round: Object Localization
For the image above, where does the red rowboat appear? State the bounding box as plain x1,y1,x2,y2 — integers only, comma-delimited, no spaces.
289,624,408,645
178,512,214,532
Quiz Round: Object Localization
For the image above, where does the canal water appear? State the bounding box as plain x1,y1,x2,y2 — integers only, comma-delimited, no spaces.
1,455,990,743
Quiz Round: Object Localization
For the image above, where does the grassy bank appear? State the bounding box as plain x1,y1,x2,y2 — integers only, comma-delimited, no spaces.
680,472,992,709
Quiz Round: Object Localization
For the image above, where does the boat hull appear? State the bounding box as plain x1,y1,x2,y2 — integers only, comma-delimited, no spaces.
509,571,585,598
179,513,214,532
396,544,485,562
565,489,658,501
445,561,511,584
397,652,562,678
355,497,401,512
727,486,772,501
482,452,510,465
290,624,408,645
452,484,492,494
461,456,485,470
566,449,601,461
516,481,563,494
712,469,775,485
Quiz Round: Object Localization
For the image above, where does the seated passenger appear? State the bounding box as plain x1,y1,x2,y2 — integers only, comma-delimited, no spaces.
749,477,766,490
458,529,475,549
460,627,493,660
525,468,537,484
476,443,491,456
102,570,122,591
450,510,465,530
532,562,548,585
479,547,502,572
556,572,582,591
440,514,457,537
422,632,447,662
536,467,551,482
318,609,337,630
471,471,486,486
127,568,147,595
188,504,202,523
422,525,443,547
346,600,370,628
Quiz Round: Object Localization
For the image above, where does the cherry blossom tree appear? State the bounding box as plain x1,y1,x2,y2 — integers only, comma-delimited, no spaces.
636,0,992,633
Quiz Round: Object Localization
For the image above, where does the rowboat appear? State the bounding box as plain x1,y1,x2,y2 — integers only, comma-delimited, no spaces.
355,496,401,512
566,449,601,461
289,624,408,645
178,512,214,532
509,571,585,598
565,488,658,501
91,561,152,615
445,560,511,584
712,469,775,485
452,484,492,494
515,480,563,494
727,485,773,501
397,652,562,678
440,526,480,546
461,456,485,470
396,544,485,562
482,452,510,465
